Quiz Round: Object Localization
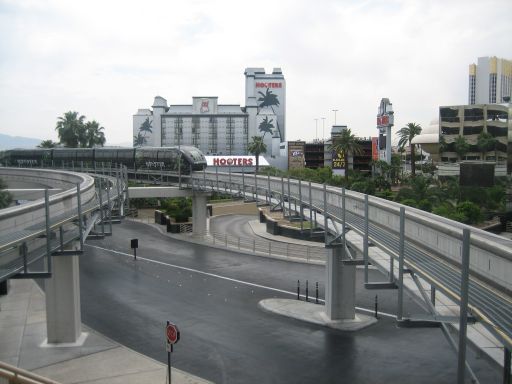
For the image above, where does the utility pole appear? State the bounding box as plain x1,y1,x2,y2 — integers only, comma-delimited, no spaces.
332,109,339,125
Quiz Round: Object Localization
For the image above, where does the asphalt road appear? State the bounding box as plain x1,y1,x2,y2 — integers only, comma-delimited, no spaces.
78,218,500,383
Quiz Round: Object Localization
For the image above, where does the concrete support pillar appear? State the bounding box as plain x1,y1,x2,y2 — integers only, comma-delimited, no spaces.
192,193,208,235
325,246,356,320
44,243,81,343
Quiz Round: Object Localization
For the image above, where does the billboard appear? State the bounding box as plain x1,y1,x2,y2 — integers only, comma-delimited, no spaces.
332,150,345,169
287,141,305,170
371,137,379,160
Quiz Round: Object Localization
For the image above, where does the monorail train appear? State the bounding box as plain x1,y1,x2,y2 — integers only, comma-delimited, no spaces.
0,146,207,173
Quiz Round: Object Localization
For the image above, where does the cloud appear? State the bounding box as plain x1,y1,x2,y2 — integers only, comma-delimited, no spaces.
0,0,511,145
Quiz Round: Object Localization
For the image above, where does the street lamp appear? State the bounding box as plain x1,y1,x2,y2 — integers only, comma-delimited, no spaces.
314,118,318,141
321,117,326,140
332,109,339,125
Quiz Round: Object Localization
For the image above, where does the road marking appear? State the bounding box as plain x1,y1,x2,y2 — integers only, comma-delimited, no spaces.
86,244,396,319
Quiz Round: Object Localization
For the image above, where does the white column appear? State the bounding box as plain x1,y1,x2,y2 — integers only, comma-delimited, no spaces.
45,244,82,343
192,193,208,235
325,246,356,320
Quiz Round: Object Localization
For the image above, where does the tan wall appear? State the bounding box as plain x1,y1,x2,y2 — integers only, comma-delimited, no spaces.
211,202,258,216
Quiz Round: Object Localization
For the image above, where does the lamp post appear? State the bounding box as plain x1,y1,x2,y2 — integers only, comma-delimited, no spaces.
321,118,326,140
314,118,318,141
332,109,339,125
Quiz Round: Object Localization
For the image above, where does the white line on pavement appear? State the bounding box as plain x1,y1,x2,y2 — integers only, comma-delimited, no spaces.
86,244,396,319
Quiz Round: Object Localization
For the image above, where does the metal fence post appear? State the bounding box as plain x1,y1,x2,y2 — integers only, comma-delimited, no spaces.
267,174,271,206
254,171,258,201
309,181,313,236
397,207,405,321
98,178,105,236
44,189,52,273
323,184,328,245
268,241,271,256
299,179,303,231
242,170,246,201
77,183,84,251
457,229,471,384
253,239,256,253
287,176,291,217
364,194,369,284
281,176,285,214
342,188,346,251
106,180,112,233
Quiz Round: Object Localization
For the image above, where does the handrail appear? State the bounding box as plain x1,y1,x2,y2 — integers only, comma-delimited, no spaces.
0,360,60,384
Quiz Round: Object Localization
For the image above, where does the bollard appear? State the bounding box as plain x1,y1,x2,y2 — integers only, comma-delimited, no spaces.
297,280,300,300
374,295,378,319
306,280,309,302
315,282,319,304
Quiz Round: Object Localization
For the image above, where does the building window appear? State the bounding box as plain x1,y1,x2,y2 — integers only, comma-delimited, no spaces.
209,116,217,153
174,117,183,143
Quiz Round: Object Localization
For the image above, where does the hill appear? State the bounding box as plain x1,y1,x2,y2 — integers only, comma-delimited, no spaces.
0,133,41,149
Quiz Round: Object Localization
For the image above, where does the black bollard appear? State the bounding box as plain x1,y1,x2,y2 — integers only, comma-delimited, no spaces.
374,295,378,319
297,280,300,300
306,280,309,302
315,282,319,304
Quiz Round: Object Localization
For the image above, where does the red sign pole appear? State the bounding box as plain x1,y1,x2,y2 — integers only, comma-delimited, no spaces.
166,321,180,384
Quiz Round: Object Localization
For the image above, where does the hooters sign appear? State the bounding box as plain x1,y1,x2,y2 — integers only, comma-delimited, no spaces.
205,156,269,167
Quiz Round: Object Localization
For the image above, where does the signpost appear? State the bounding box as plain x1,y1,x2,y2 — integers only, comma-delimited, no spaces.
130,239,138,260
166,321,180,384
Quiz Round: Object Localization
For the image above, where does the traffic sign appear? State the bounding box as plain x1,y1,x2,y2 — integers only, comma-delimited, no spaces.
166,322,180,345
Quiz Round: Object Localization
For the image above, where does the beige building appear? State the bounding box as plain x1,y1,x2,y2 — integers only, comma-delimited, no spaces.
469,56,512,104
438,103,512,175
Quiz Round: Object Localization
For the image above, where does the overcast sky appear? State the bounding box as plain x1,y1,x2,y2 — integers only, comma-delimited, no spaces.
1,0,511,146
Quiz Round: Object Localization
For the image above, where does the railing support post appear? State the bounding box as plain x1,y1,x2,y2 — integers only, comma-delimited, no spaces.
397,207,405,321
457,229,471,384
76,183,84,251
44,189,52,273
363,194,369,284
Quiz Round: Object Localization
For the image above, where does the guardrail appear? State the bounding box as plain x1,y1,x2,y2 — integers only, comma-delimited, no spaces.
0,360,60,384
187,169,512,351
180,230,326,264
0,167,126,282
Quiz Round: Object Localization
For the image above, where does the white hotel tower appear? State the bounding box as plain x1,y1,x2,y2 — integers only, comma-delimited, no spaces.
133,68,286,157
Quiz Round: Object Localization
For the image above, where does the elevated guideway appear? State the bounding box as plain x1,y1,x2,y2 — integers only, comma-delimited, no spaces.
1,164,511,382
186,169,512,381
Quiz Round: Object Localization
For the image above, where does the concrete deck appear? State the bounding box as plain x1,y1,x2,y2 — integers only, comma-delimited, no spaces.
0,279,211,384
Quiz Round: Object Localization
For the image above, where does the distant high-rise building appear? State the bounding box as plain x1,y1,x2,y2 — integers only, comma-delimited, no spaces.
468,56,512,104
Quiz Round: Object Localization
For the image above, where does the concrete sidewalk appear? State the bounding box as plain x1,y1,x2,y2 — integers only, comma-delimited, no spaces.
0,279,211,384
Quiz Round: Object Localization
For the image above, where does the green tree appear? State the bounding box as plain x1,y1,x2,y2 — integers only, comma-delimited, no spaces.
55,111,86,147
397,122,422,177
454,135,470,161
37,140,59,148
247,136,267,172
55,111,106,148
329,129,363,180
257,88,282,140
162,197,192,223
477,131,497,161
0,178,12,209
84,120,106,148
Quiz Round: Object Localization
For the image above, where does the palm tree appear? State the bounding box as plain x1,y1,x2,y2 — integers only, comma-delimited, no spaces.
139,118,153,137
247,136,267,172
55,111,86,147
37,140,59,148
397,122,422,177
133,132,146,147
257,88,282,140
454,136,470,161
329,128,363,180
477,131,497,161
84,120,106,148
258,116,274,138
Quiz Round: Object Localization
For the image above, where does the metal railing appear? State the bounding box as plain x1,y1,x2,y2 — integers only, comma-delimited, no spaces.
189,230,326,264
0,361,60,384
